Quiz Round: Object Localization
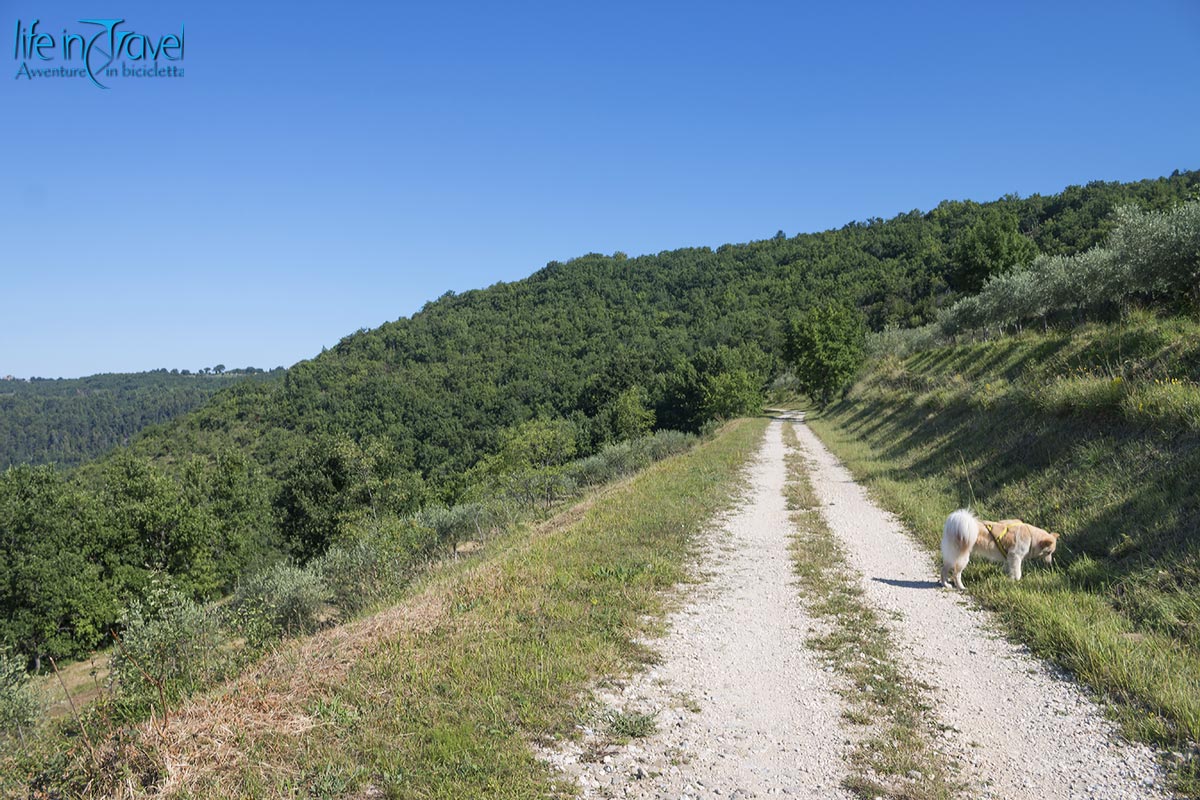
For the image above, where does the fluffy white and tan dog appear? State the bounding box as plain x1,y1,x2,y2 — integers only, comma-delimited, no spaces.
940,509,1059,589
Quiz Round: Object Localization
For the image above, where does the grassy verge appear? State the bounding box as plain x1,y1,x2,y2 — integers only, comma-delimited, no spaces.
781,422,960,800
32,417,765,798
807,314,1200,796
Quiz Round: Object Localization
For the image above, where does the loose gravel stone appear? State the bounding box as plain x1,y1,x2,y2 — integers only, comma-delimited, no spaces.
539,421,854,799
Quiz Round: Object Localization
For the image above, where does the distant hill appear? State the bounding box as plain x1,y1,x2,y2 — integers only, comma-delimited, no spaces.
0,369,280,469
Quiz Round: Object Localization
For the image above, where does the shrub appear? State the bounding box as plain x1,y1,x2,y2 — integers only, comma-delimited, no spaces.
564,453,617,487
638,429,695,461
230,562,330,643
555,431,695,491
315,516,449,616
418,502,505,545
594,440,643,477
0,648,40,742
110,581,224,712
313,537,399,616
867,324,943,359
940,201,1200,336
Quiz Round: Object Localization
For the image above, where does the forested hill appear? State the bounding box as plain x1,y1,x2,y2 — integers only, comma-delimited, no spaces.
123,170,1200,493
0,369,279,470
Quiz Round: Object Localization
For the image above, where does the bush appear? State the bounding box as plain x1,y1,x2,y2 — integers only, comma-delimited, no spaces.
564,453,618,487
418,502,505,544
638,429,695,461
230,562,330,643
594,440,645,477
554,431,695,491
0,648,40,742
313,537,400,617
110,581,224,712
940,200,1200,336
315,516,449,616
867,324,943,359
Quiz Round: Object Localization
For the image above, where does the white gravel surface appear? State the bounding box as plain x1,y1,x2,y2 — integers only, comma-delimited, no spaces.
792,416,1169,800
542,420,855,800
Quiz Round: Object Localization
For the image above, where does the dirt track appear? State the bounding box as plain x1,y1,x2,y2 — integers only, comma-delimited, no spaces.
545,419,1167,799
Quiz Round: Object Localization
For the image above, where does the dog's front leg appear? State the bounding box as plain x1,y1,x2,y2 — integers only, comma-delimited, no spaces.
1006,553,1023,581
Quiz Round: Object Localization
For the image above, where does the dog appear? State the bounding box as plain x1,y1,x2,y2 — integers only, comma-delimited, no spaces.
940,509,1059,589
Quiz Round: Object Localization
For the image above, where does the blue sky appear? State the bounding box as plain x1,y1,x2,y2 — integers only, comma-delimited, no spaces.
2,0,1198,378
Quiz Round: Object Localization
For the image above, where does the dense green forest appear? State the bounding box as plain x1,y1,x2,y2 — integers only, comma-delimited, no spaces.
2,168,1197,669
0,369,279,470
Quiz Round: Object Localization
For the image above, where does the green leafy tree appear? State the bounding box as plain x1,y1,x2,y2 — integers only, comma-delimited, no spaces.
492,418,577,473
0,466,116,669
785,303,867,407
471,418,578,509
699,370,762,420
949,207,1038,293
101,454,218,599
181,451,281,592
657,358,704,433
609,386,655,441
276,434,428,561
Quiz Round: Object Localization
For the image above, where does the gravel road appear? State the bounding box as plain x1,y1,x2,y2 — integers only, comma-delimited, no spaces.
544,419,1168,799
543,419,855,799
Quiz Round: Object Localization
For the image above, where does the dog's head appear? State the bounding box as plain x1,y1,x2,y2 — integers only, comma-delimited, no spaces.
1033,530,1059,565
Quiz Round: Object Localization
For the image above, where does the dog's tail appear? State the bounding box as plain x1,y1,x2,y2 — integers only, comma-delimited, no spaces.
942,508,980,555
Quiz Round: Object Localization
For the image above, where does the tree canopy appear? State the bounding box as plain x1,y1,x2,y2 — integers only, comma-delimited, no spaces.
785,303,867,406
